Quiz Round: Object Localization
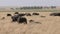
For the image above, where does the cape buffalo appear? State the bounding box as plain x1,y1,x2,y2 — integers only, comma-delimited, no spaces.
14,12,19,14
11,15,19,22
25,13,31,16
17,17,27,24
7,14,12,16
32,13,39,15
11,14,26,22
18,14,26,16
50,13,60,16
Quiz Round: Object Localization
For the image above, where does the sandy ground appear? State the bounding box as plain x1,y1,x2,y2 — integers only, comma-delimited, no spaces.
0,12,60,34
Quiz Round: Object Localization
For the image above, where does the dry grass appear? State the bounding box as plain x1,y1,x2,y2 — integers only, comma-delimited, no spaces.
0,12,60,34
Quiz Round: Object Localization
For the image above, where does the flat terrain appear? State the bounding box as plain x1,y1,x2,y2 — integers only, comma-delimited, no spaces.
0,12,60,34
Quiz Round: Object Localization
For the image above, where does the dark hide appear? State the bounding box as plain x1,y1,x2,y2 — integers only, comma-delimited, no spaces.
32,13,39,15
17,17,27,24
7,14,12,16
50,13,60,16
25,13,31,16
14,12,19,14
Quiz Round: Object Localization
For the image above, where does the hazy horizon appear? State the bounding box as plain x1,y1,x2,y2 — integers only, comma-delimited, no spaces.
0,0,60,7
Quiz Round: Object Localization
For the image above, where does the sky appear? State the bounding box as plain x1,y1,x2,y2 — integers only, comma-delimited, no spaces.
0,0,60,6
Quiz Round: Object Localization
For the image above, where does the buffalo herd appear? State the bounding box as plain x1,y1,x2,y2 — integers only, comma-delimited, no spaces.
7,12,40,24
6,12,60,24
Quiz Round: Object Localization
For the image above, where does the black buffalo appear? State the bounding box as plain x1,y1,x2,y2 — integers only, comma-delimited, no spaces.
14,12,19,14
17,17,27,24
7,14,12,16
11,15,19,22
32,13,39,15
25,13,31,16
18,14,26,16
11,14,26,22
50,13,60,16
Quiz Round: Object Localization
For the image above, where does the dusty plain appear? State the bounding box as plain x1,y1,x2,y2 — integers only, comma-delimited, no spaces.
0,10,60,34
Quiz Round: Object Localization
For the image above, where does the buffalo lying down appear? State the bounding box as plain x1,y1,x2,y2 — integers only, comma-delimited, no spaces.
7,14,12,16
14,12,19,14
50,13,60,16
18,14,25,16
32,13,39,15
25,13,31,16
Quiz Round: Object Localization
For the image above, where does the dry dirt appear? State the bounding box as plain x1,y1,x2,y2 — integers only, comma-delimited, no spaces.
0,12,60,34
